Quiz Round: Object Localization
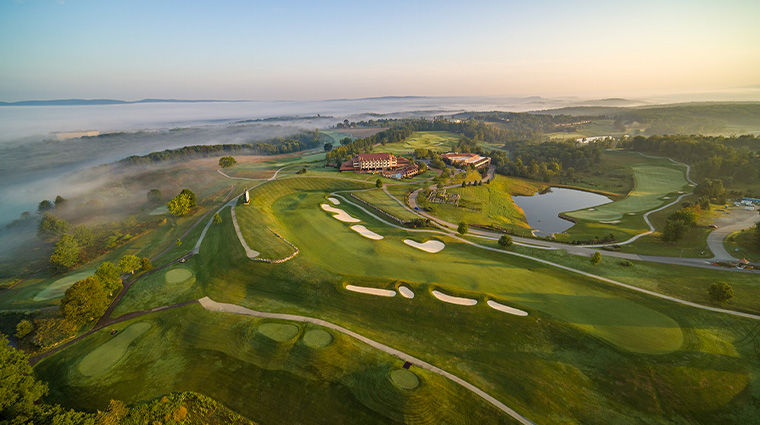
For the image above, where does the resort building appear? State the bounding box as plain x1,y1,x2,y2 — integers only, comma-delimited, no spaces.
340,152,419,179
441,152,491,170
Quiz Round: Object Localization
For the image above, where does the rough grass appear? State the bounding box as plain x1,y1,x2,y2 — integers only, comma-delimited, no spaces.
567,164,690,221
431,175,544,230
351,189,420,221
725,229,760,262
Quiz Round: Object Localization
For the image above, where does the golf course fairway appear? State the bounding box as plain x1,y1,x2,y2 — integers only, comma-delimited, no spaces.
253,189,685,355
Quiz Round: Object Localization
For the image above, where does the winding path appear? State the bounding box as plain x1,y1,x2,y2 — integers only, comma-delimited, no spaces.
198,297,535,425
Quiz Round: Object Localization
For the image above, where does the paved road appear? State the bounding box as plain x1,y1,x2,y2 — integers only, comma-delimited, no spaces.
403,168,760,272
331,192,760,320
706,208,759,260
199,297,535,425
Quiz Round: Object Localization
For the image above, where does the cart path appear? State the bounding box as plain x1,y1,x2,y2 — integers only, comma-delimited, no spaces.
198,296,535,425
331,192,760,320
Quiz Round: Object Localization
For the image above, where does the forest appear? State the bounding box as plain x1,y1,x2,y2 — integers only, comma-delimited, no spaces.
626,134,760,192
119,131,322,165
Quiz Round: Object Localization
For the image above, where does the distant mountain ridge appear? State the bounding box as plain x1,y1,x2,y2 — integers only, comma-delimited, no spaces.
0,98,247,106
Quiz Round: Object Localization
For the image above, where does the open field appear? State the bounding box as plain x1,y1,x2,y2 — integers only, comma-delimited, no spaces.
429,175,544,232
381,131,460,155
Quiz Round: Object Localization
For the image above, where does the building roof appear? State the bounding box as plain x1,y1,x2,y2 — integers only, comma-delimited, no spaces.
339,161,356,171
357,153,393,161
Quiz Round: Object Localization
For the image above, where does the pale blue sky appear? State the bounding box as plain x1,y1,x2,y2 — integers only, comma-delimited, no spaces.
1,0,758,101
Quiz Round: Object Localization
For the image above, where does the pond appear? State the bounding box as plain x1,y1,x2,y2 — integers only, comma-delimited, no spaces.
513,187,612,236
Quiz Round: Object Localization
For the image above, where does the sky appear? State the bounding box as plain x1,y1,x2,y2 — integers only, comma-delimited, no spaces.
1,0,759,101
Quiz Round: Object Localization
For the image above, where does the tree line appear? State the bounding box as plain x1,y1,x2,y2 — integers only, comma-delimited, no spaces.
626,134,760,193
120,131,322,165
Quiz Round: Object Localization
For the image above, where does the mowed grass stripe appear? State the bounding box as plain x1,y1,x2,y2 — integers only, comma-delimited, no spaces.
567,165,689,221
235,178,372,258
274,190,684,354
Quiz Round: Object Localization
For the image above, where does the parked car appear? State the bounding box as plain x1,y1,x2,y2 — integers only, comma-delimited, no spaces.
708,224,718,229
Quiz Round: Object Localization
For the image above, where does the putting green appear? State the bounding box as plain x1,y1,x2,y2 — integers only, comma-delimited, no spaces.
302,329,333,348
259,323,300,342
165,268,194,284
390,369,419,390
33,271,92,301
78,322,151,377
567,165,689,221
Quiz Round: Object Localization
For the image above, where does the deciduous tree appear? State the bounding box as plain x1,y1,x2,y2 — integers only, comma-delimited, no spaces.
141,257,153,272
590,251,602,266
15,320,34,339
49,234,82,275
218,156,237,168
147,189,162,203
95,261,122,294
708,281,734,303
498,234,512,248
60,277,109,326
118,255,142,275
180,188,197,208
167,193,192,216
458,221,468,235
37,213,69,240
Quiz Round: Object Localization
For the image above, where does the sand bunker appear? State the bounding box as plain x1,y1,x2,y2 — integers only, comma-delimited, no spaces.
350,225,383,240
662,196,670,200
390,369,419,390
598,220,621,224
78,322,151,377
487,300,528,316
327,197,340,205
34,271,93,302
303,329,332,348
398,286,415,299
403,239,445,253
346,284,396,297
432,290,477,306
321,204,360,223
